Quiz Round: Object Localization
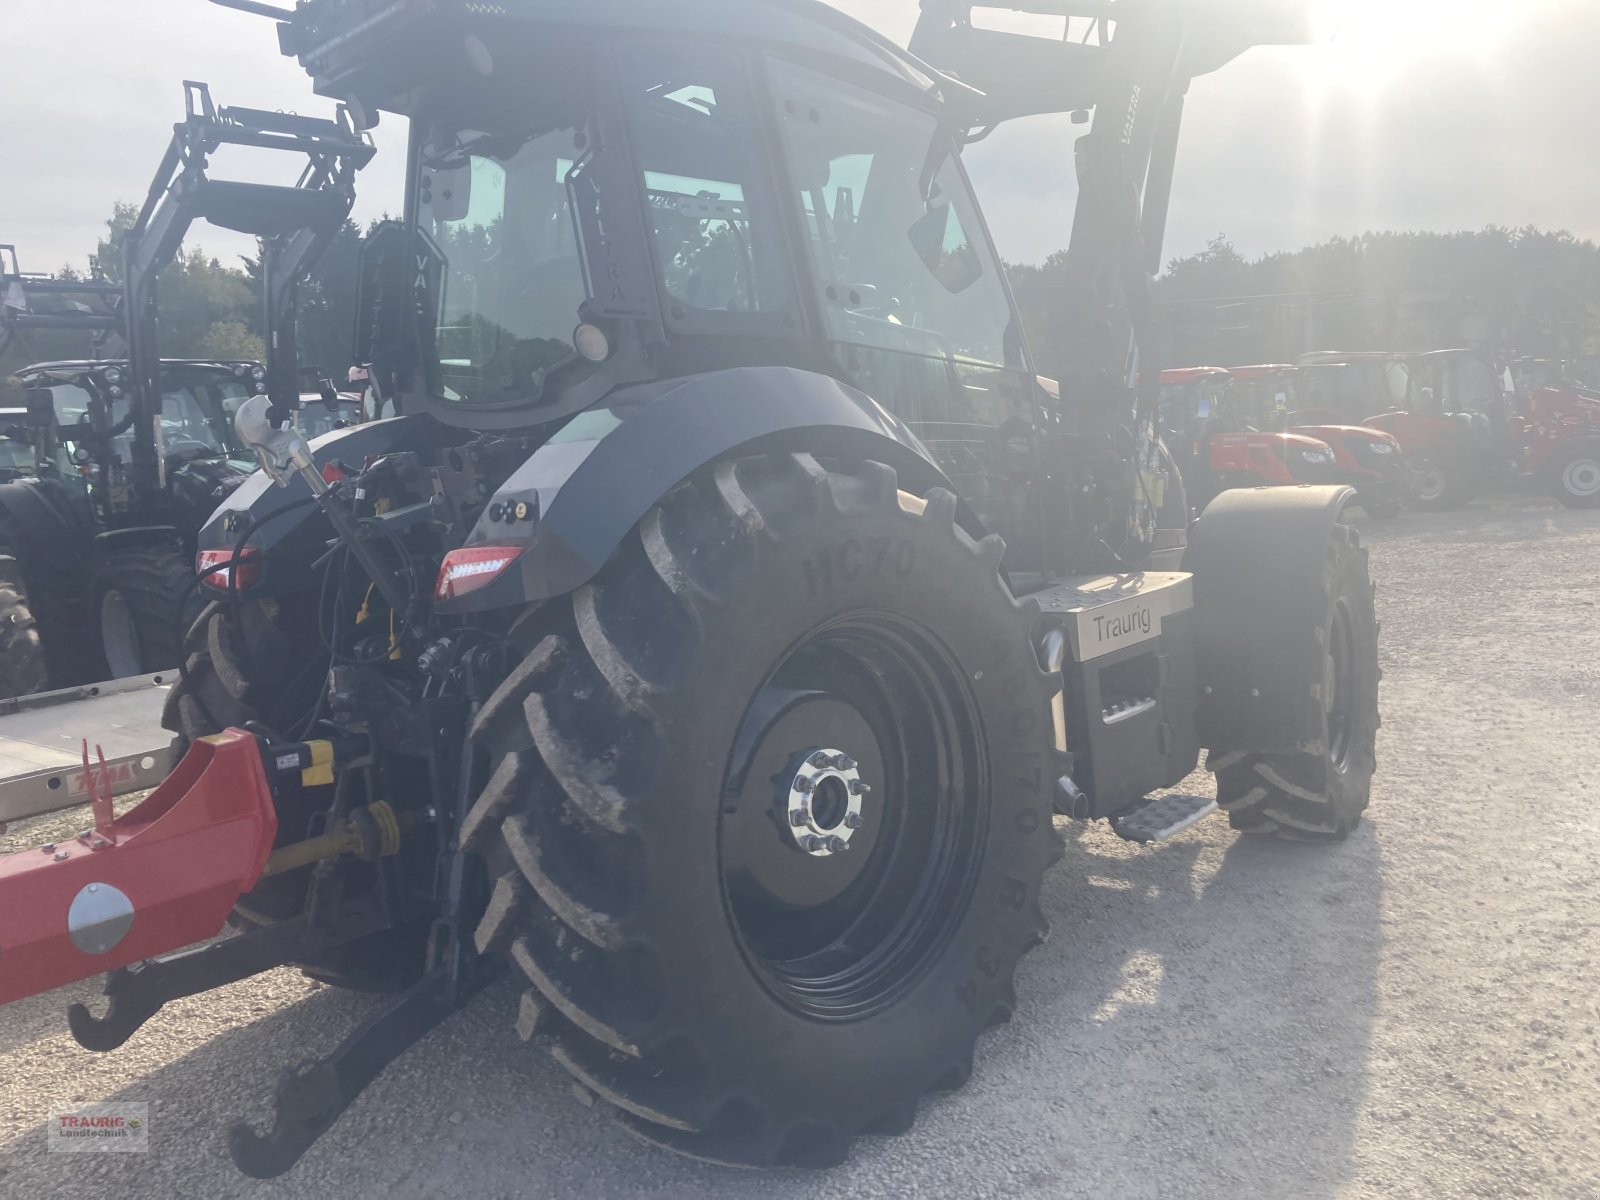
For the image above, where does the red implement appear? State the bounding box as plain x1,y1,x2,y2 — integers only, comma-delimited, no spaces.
0,730,277,1006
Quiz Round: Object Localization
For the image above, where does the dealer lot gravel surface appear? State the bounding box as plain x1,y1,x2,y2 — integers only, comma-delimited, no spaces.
2,497,1597,1199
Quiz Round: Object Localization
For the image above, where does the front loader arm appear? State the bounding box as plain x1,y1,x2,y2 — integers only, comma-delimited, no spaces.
118,81,374,504
910,1,1313,421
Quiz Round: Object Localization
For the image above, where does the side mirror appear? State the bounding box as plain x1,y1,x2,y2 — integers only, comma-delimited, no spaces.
422,162,473,223
907,203,983,295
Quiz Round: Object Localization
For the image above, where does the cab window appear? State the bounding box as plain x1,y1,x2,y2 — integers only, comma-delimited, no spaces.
768,58,1017,378
617,43,794,329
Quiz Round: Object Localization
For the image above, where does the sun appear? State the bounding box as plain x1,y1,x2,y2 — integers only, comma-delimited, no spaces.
1310,0,1507,89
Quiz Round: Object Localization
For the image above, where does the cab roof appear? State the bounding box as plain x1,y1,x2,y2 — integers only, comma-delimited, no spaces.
290,0,941,113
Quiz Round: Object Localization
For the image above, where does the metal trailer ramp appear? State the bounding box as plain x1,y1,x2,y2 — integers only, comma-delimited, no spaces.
0,675,177,829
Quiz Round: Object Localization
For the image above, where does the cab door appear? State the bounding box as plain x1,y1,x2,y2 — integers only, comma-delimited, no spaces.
764,57,1042,571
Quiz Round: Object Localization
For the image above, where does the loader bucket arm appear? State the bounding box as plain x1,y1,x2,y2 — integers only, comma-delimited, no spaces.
119,80,374,503
910,1,1313,422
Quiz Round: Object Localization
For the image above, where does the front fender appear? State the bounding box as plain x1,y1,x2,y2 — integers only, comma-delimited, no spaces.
442,367,955,612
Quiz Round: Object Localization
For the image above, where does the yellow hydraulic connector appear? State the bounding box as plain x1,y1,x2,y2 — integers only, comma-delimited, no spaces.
301,740,335,787
261,799,408,878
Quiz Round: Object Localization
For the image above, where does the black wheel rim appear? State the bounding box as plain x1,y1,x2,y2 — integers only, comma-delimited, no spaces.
1327,597,1357,773
719,613,985,1020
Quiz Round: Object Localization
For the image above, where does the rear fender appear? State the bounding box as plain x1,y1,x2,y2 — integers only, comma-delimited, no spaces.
1183,484,1355,754
439,367,957,613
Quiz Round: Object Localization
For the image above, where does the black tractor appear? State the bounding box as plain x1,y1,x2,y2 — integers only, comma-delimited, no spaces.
0,82,371,692
54,0,1376,1176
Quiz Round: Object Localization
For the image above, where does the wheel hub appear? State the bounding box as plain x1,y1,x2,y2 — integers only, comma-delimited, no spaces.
783,748,868,857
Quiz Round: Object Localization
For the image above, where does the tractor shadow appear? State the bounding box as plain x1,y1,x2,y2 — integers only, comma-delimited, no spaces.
973,813,1388,1199
0,813,1384,1200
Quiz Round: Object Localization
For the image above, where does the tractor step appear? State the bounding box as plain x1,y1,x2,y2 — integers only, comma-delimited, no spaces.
1109,793,1218,844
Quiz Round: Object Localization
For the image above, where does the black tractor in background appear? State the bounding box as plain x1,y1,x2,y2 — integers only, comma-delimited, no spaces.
0,83,371,693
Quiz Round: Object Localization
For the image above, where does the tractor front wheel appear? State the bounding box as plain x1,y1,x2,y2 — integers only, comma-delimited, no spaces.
90,545,204,678
465,453,1061,1166
1546,442,1600,509
1212,524,1380,840
1408,453,1470,511
0,557,47,699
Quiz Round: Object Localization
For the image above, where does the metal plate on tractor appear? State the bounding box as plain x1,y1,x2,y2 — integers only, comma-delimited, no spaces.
1031,572,1195,662
0,674,177,827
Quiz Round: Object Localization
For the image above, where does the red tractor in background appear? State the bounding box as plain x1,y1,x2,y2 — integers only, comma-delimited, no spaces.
1159,366,1404,517
1515,362,1600,508
1298,348,1509,510
1299,348,1600,510
1229,363,1408,517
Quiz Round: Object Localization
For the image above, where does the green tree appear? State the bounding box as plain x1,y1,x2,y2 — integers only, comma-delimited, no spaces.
195,320,266,362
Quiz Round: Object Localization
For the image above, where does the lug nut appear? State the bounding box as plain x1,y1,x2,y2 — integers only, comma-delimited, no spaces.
825,835,848,853
849,780,871,795
807,751,833,768
798,834,824,852
844,811,865,829
789,809,808,827
793,777,815,793
835,755,857,771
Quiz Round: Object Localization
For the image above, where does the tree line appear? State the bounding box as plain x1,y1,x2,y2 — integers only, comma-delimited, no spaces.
8,210,1599,387
1010,226,1600,378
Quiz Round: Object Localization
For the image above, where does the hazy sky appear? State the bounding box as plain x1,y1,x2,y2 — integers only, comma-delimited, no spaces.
3,0,1596,274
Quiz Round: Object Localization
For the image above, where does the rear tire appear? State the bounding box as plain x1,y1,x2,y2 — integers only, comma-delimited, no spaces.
0,484,96,685
1546,443,1600,509
465,454,1061,1166
0,558,47,700
90,545,204,678
1210,524,1379,841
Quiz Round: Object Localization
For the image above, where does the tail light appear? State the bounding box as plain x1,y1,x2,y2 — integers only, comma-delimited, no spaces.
435,545,526,603
197,546,262,593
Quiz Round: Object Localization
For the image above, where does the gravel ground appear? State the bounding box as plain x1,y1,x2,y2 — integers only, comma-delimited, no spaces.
2,494,1598,1199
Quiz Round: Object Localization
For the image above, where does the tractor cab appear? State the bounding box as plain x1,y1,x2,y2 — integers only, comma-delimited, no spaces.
1295,350,1412,424
15,360,260,492
252,0,1118,582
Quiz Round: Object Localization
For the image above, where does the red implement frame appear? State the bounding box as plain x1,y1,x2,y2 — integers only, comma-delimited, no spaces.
0,730,277,1006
